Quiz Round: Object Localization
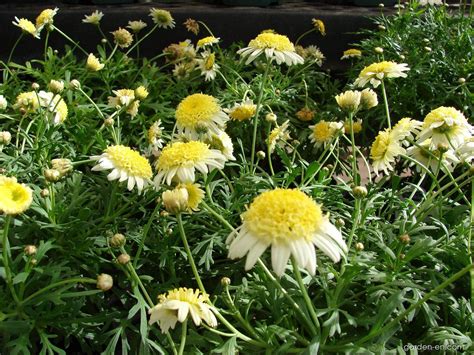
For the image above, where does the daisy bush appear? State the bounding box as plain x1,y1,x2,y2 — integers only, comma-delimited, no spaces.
0,3,473,354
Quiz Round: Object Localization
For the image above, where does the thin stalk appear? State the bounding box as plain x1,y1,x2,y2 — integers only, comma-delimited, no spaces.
470,178,474,308
125,24,158,57
295,28,317,46
52,25,88,55
106,44,119,63
291,257,320,331
348,112,360,185
7,34,23,64
78,88,105,119
2,215,20,304
380,79,392,129
133,203,161,268
177,320,188,355
250,61,271,170
177,213,206,294
201,201,235,232
44,30,50,61
125,260,154,307
347,198,361,251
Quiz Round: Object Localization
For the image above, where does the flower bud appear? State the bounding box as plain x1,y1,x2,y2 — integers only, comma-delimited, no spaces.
104,117,115,126
166,228,173,235
51,158,73,176
101,38,107,44
162,187,189,214
117,253,131,265
135,86,149,100
97,273,113,291
335,90,361,113
24,245,37,256
399,234,410,244
423,38,430,43
0,131,12,145
160,210,169,217
31,82,40,91
256,151,266,160
437,143,449,153
399,253,406,260
378,3,384,7
355,242,364,251
458,78,466,84
221,277,231,286
69,79,81,90
352,186,368,198
40,188,50,197
360,88,378,110
48,80,64,94
109,233,126,248
378,25,386,31
44,168,61,182
424,46,432,52
374,47,384,54
265,113,277,123
335,218,345,228
30,258,38,265
399,54,406,60
0,95,7,110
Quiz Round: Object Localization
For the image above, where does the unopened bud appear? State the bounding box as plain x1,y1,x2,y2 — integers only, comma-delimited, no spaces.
101,38,108,44
355,242,364,251
69,79,81,90
399,54,405,60
265,113,277,123
97,273,113,291
109,233,126,248
399,234,410,244
378,25,386,30
24,245,37,256
437,143,449,153
352,186,368,198
378,3,385,7
30,258,38,265
166,228,173,235
458,78,466,84
44,168,61,182
48,80,64,94
326,164,334,170
221,277,231,286
424,47,432,52
162,187,188,214
104,117,115,126
19,107,27,115
256,151,266,160
321,167,329,174
51,158,73,176
160,210,169,217
31,82,40,91
117,253,130,264
399,253,406,260
423,38,430,43
40,188,50,197
0,131,12,145
335,218,345,228
374,47,384,54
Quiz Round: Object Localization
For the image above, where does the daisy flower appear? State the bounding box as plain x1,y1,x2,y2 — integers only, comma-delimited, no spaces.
147,120,165,156
309,120,343,148
162,183,204,213
154,141,226,186
15,91,40,113
0,175,33,215
35,8,58,30
268,120,291,153
391,117,422,145
149,288,217,333
196,51,220,81
108,89,140,117
312,18,326,36
359,88,378,110
335,90,361,113
12,17,39,38
354,61,409,88
456,137,474,164
206,131,236,161
127,20,147,33
82,10,104,25
149,8,175,29
370,129,406,175
175,93,229,139
417,106,472,150
37,91,68,125
407,139,459,173
91,145,153,193
196,36,220,49
227,99,257,122
227,189,347,277
237,31,304,66
0,95,7,110
341,48,362,60
86,53,105,72
111,28,133,48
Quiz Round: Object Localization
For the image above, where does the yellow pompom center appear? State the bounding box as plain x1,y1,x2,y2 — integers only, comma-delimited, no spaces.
0,177,33,215
175,94,220,128
157,141,210,169
249,33,295,52
105,145,152,178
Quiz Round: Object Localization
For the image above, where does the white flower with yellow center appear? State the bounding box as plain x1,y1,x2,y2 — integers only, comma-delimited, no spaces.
417,106,472,150
35,8,58,31
196,36,220,49
108,89,140,117
268,120,291,153
175,93,229,139
91,145,153,193
238,32,304,66
147,120,164,154
227,99,257,122
335,90,361,113
354,61,409,88
37,91,68,125
154,141,226,186
0,175,33,215
196,51,220,81
13,17,39,38
341,48,362,60
391,117,422,145
456,137,474,164
370,129,405,175
127,20,147,33
82,10,103,25
163,183,204,213
149,8,175,29
227,189,347,277
149,288,217,333
15,91,40,113
206,131,236,161
407,139,459,173
309,120,343,148
86,53,104,71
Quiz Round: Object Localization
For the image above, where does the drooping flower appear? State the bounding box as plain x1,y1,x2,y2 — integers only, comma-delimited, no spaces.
12,17,39,38
227,189,347,277
359,88,378,110
37,91,68,125
238,31,304,66
309,120,343,148
134,86,149,100
183,18,199,35
154,141,226,186
127,20,147,33
268,120,291,153
456,137,474,164
0,175,33,215
15,91,40,113
86,53,105,71
206,131,236,161
196,51,220,81
108,89,140,117
302,45,325,66
227,99,257,122
35,8,58,30
370,129,405,175
91,145,153,193
82,10,104,25
149,8,175,29
111,28,133,48
147,120,165,156
149,288,217,333
354,61,409,88
196,36,220,49
417,106,472,150
163,183,204,213
175,93,229,139
312,18,326,36
341,48,362,60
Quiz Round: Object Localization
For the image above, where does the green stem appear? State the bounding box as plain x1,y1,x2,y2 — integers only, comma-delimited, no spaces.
347,198,361,251
125,24,158,57
52,25,88,55
133,203,161,268
177,319,188,355
250,61,271,170
78,88,105,119
380,79,391,129
201,201,235,232
291,257,320,332
470,178,474,308
295,28,317,46
22,277,97,305
106,44,119,63
7,33,23,64
2,215,20,304
44,30,50,61
357,263,474,346
212,309,265,347
348,112,359,185
177,213,206,294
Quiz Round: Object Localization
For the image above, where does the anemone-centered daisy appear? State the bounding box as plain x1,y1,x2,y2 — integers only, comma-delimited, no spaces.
149,288,217,333
237,32,304,66
354,61,409,88
154,141,226,186
91,145,153,193
417,106,472,150
309,120,343,148
227,189,347,277
370,129,405,175
0,175,33,215
227,99,257,121
175,94,229,139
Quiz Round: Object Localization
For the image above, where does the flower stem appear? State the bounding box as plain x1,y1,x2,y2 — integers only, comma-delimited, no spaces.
177,319,188,355
52,25,88,55
291,257,320,332
347,112,360,185
7,33,23,64
133,203,161,268
125,24,158,57
347,198,361,251
201,201,235,232
176,213,206,294
2,216,20,304
380,79,391,129
470,178,474,308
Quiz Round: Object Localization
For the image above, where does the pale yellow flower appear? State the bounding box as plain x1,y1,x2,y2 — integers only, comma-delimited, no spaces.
341,48,362,60
111,28,133,48
86,53,105,71
149,8,175,29
0,175,33,215
82,10,104,25
127,20,147,33
354,61,409,88
12,17,39,38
